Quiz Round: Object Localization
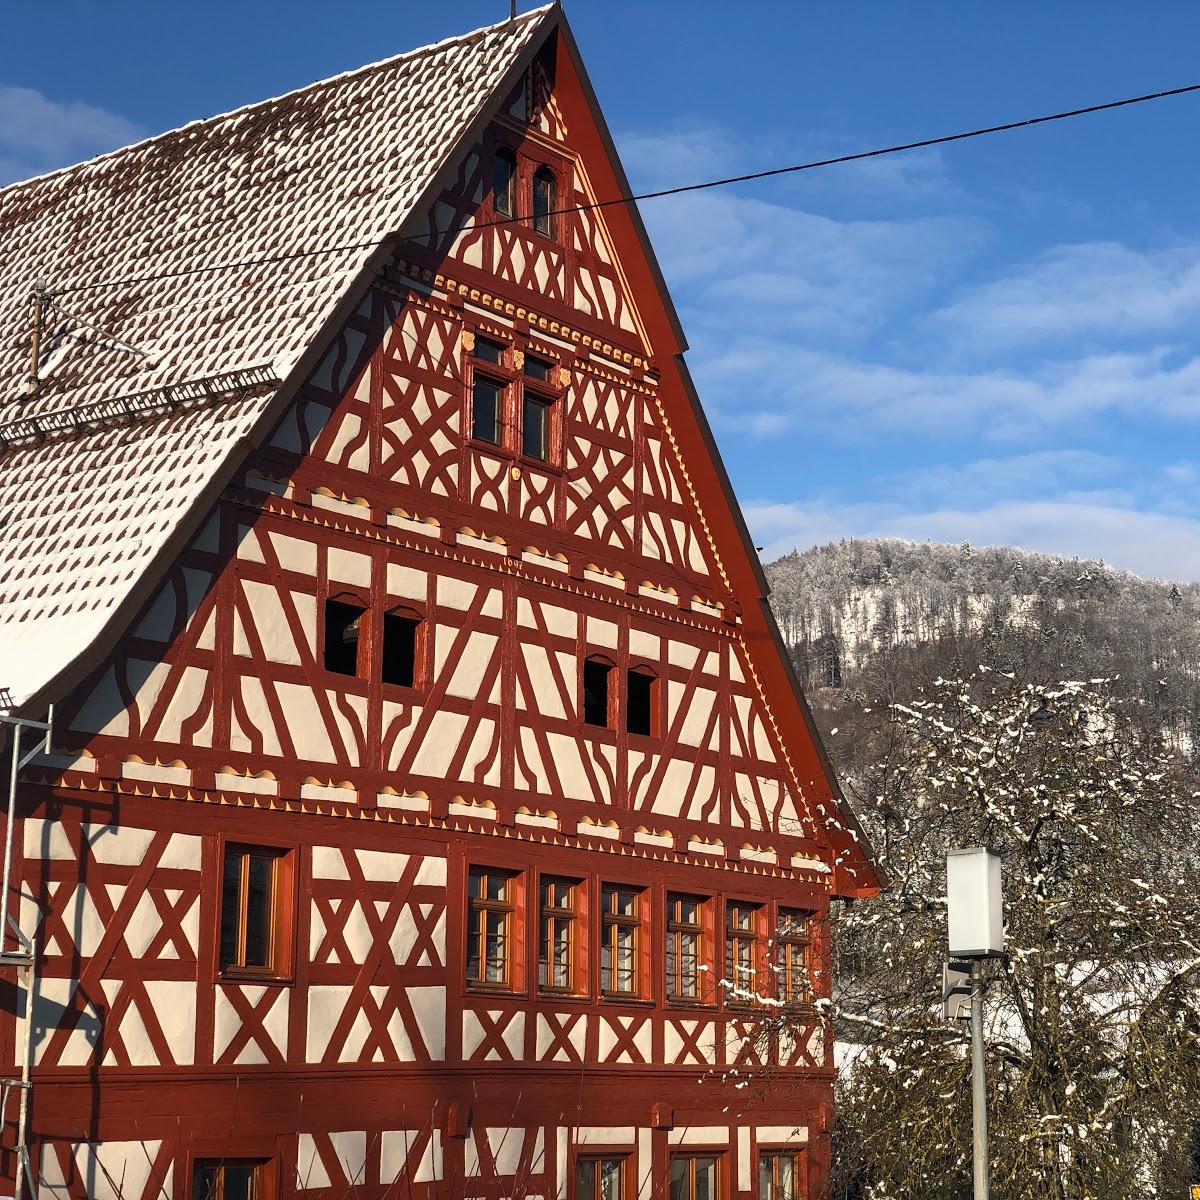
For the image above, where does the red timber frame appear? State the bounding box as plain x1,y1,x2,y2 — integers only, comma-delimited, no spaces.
1,16,878,1200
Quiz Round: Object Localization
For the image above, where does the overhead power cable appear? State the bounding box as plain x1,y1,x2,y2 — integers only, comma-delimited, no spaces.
53,80,1200,300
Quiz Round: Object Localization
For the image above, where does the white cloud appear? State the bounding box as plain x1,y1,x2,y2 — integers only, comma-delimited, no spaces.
697,343,1200,440
933,241,1200,349
0,85,143,185
748,495,1200,582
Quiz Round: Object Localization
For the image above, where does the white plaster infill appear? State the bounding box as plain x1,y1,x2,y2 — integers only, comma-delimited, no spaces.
121,759,192,787
300,780,358,805
215,771,279,796
377,790,431,813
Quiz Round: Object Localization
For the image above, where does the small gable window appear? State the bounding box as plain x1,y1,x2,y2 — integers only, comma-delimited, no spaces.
324,598,365,677
522,394,552,461
472,374,504,445
626,669,656,737
533,166,556,237
382,610,421,689
492,147,516,217
583,658,613,728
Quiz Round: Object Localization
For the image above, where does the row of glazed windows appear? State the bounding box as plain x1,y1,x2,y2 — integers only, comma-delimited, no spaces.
218,849,814,1011
466,866,815,1007
321,598,665,739
193,1148,806,1200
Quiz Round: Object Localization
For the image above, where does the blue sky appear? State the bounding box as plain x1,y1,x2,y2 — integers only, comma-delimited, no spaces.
5,2,1200,579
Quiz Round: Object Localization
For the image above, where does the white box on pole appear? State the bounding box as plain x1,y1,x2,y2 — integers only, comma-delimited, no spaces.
946,847,1003,957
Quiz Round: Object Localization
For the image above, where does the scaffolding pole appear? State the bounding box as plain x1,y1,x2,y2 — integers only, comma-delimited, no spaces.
0,708,52,1200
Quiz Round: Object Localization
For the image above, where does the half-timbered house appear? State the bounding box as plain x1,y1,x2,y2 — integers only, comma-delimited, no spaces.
0,7,881,1199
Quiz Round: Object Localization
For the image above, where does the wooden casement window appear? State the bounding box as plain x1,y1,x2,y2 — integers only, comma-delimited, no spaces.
522,354,555,462
381,608,422,689
467,866,518,988
472,373,505,445
600,883,641,997
625,669,657,737
576,1156,626,1200
666,893,708,1002
492,146,516,217
192,1159,266,1200
220,846,291,978
669,1154,720,1200
539,876,580,992
758,1150,805,1200
533,165,556,237
468,336,561,464
583,658,613,728
323,597,365,677
725,901,761,1003
777,908,814,1005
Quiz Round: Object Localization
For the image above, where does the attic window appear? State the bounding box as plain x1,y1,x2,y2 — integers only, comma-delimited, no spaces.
324,599,364,677
382,611,421,688
583,658,612,728
533,167,556,238
493,148,516,217
626,670,656,737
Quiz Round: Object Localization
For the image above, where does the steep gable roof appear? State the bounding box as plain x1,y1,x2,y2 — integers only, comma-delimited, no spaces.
0,6,555,710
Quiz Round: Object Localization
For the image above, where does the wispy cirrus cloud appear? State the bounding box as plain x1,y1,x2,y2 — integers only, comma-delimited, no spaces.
0,85,143,185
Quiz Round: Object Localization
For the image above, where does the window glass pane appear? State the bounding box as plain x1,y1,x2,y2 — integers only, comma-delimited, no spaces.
475,338,506,364
485,873,509,901
220,848,242,969
669,1158,688,1200
577,1159,597,1200
323,599,363,676
533,168,556,236
485,910,507,982
468,869,482,899
695,1157,717,1200
382,613,419,687
779,1155,794,1200
626,671,653,736
600,1159,623,1200
224,1166,255,1200
244,853,273,968
525,356,553,381
492,151,515,216
467,907,482,982
523,395,550,460
583,660,611,727
192,1165,218,1200
759,1157,772,1200
472,376,502,444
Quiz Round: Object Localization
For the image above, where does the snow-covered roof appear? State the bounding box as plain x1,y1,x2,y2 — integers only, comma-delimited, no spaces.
0,6,555,710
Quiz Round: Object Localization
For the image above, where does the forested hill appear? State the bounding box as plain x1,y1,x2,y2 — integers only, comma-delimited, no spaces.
765,538,1200,757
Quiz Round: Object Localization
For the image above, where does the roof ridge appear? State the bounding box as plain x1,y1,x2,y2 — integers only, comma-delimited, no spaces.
0,4,557,197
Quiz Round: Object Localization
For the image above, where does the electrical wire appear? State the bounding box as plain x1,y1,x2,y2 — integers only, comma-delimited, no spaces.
52,80,1200,300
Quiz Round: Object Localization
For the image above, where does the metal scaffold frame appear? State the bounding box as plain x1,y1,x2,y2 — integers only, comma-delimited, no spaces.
0,706,52,1200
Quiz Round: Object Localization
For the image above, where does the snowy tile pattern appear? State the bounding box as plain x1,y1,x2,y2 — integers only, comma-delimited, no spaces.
0,8,553,707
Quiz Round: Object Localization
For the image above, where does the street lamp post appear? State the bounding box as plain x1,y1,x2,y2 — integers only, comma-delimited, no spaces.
946,847,1004,1200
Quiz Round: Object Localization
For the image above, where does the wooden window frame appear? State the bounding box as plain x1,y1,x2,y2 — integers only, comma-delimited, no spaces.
190,1155,275,1200
756,1147,808,1200
466,866,522,992
776,908,814,1007
464,331,564,468
380,601,426,693
625,666,660,739
539,875,584,996
573,1151,630,1200
217,841,295,984
668,1151,724,1200
321,591,368,680
724,900,763,1007
492,145,517,218
532,164,558,239
666,893,711,1004
600,882,645,1000
582,654,617,732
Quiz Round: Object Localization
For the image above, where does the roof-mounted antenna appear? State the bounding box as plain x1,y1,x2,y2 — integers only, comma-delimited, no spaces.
510,1,517,18
26,282,50,393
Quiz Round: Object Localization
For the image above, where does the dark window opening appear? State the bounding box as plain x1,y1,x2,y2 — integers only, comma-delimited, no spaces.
577,1157,626,1200
670,1155,720,1200
382,612,420,688
324,599,364,676
492,148,516,217
626,670,655,736
524,355,553,382
523,394,552,461
472,375,504,444
474,337,506,365
193,1159,265,1200
533,166,556,237
583,659,612,728
220,846,282,974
